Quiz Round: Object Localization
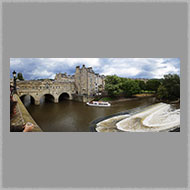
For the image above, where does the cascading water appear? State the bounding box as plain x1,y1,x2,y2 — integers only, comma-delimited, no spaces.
95,103,180,132
142,104,180,128
116,103,180,132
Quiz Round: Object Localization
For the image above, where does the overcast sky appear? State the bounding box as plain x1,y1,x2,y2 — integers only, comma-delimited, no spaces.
10,58,180,80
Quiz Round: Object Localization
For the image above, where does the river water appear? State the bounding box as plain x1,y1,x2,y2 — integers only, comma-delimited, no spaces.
24,97,156,132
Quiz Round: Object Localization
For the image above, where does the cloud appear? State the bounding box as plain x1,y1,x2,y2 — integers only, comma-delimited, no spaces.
10,58,180,80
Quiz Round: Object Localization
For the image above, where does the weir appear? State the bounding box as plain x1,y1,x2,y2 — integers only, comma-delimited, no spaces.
116,103,180,132
95,103,180,132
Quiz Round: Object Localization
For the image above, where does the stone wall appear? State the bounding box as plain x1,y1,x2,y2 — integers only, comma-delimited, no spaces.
72,94,94,103
74,65,105,96
13,65,105,104
11,94,42,132
17,79,75,105
55,73,75,82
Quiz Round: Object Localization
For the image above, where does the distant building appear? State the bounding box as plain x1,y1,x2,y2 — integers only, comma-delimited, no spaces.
55,72,75,82
54,64,105,96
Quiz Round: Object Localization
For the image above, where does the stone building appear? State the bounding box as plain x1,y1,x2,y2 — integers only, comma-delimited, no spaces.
54,65,105,96
12,65,106,104
74,65,105,96
55,73,75,82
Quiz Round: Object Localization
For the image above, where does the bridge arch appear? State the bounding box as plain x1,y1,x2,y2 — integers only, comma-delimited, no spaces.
58,92,71,102
20,94,35,106
40,93,55,104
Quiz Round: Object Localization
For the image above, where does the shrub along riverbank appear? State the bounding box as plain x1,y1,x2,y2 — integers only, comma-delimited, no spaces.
102,74,180,102
99,94,155,103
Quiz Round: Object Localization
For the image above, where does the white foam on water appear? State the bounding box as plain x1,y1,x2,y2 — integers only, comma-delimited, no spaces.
96,114,130,132
96,126,118,132
96,114,130,127
143,105,180,128
116,103,180,132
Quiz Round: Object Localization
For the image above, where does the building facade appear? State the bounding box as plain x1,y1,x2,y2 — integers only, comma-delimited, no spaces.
74,65,105,96
54,64,105,96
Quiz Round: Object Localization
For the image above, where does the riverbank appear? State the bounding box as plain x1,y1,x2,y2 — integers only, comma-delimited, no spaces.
161,99,180,104
99,94,155,104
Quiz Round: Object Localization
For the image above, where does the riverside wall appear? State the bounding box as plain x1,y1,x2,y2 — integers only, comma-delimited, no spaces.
12,94,42,132
72,94,94,102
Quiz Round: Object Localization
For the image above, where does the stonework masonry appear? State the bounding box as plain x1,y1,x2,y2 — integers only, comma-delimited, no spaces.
75,65,105,96
14,65,105,105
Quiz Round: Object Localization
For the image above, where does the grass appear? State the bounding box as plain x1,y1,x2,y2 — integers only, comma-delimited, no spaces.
134,93,155,97
140,90,155,94
99,97,115,101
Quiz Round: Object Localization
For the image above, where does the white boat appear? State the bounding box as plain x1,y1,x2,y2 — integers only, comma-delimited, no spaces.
86,101,111,107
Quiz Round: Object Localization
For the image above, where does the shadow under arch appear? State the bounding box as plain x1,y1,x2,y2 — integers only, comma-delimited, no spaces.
20,94,35,106
40,93,55,104
58,92,70,102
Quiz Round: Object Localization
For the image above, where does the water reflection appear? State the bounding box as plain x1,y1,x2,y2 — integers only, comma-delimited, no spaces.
23,97,156,132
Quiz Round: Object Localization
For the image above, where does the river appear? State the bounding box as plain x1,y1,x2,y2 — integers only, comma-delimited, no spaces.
23,96,156,132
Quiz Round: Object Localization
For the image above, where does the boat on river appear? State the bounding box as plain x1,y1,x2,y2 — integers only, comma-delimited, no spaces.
86,101,111,107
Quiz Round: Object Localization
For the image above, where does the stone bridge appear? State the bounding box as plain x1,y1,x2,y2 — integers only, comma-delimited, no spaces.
16,80,76,105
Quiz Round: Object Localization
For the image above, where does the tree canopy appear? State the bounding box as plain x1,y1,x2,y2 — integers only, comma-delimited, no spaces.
105,75,123,97
121,79,141,97
104,74,180,101
17,72,24,80
137,80,146,91
157,74,180,100
105,75,140,98
145,79,161,92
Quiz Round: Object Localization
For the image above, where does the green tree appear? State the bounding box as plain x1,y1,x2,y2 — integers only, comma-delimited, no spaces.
162,74,180,100
105,75,121,85
17,72,24,80
105,76,142,98
105,75,123,97
157,85,168,100
137,80,146,91
146,79,161,92
121,79,141,97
